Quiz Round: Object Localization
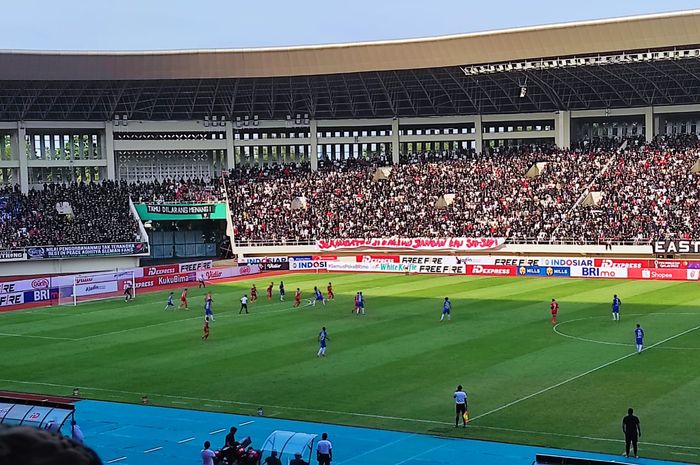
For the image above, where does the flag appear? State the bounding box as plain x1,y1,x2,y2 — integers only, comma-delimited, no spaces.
463,411,469,423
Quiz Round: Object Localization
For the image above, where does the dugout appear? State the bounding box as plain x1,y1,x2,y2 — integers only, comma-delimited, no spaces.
259,430,317,465
0,396,75,434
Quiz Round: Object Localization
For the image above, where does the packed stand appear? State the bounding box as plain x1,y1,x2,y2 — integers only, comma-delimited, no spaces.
128,177,225,203
228,147,609,243
0,181,141,248
559,134,700,243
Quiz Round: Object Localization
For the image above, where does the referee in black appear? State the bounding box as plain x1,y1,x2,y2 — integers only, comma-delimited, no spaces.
622,408,641,458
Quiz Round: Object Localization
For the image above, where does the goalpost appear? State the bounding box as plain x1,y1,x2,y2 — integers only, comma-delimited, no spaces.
58,270,136,306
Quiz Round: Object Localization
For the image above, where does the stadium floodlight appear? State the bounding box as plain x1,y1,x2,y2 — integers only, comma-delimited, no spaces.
236,116,242,127
220,115,226,126
303,114,309,124
253,115,259,126
295,114,301,124
244,115,249,126
122,115,128,127
113,115,120,126
212,115,218,126
204,115,210,127
519,86,527,98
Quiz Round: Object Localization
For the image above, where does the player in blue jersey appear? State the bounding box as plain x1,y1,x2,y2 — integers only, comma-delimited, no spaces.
357,292,365,315
164,292,175,310
440,297,452,321
313,286,326,306
634,324,644,354
317,327,329,357
279,281,286,302
612,294,621,321
204,292,214,321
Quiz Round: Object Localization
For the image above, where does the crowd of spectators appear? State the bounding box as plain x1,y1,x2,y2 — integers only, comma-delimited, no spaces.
127,177,224,203
229,135,700,244
0,181,141,248
228,146,609,242
2,135,699,249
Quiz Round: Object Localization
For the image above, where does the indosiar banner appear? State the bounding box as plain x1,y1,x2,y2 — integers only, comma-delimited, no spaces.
134,203,228,221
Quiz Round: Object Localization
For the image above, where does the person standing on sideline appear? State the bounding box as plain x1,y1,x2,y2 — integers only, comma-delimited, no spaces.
240,294,249,314
71,419,84,444
440,297,451,322
224,426,237,448
316,432,332,465
454,385,468,427
635,324,644,353
317,327,329,357
622,408,641,458
201,440,216,465
550,298,559,324
291,452,309,465
612,294,621,321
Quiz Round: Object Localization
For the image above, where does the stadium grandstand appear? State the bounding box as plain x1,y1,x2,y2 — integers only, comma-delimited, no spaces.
1,11,700,252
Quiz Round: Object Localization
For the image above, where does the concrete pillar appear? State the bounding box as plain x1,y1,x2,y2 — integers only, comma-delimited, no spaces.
474,115,483,154
644,107,655,142
15,122,28,193
103,121,116,180
391,118,400,164
225,121,235,170
555,111,571,149
309,120,319,171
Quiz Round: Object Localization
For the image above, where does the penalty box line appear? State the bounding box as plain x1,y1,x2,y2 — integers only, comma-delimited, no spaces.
470,323,700,422
0,378,698,452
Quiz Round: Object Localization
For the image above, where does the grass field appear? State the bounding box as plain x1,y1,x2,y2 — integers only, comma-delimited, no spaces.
1,272,699,462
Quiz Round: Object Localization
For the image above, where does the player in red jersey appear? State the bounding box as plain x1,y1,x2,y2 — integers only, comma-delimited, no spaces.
550,298,559,324
202,316,210,340
327,282,334,301
250,284,258,302
294,288,302,307
179,288,189,310
266,282,273,301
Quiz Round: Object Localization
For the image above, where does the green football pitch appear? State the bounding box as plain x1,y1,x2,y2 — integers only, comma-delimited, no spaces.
1,273,699,462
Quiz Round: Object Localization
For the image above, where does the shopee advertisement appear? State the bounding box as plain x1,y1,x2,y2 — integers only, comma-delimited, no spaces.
627,268,689,281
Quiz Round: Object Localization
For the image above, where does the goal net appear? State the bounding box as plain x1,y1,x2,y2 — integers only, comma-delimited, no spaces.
58,270,136,306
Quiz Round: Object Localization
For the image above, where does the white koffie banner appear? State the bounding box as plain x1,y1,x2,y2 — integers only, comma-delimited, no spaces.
316,237,505,251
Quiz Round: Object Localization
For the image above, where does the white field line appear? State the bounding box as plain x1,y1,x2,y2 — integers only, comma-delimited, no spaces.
0,332,77,341
470,323,700,422
105,457,127,463
209,428,226,435
239,420,255,426
143,446,162,454
0,377,697,451
553,313,700,350
177,437,195,444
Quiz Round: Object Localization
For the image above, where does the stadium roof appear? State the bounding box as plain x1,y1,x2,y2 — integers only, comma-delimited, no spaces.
0,10,699,121
1,10,698,80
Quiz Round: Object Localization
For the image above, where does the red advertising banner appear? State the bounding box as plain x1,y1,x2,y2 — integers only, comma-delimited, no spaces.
466,265,517,276
317,237,506,251
144,264,180,277
355,255,402,263
593,258,650,269
627,268,691,281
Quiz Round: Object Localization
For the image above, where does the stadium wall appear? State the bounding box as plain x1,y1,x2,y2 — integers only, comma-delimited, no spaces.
0,256,141,278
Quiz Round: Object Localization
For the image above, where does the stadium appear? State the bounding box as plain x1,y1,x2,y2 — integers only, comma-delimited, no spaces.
1,8,700,465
